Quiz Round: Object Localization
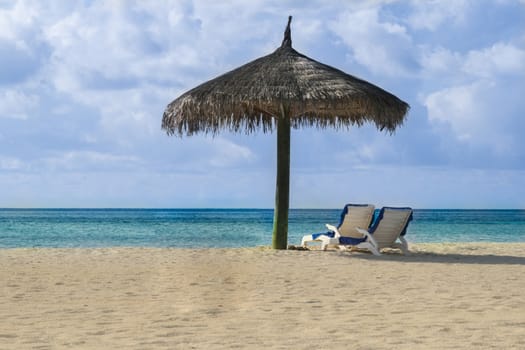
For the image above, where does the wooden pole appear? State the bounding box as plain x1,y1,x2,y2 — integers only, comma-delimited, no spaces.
272,105,291,249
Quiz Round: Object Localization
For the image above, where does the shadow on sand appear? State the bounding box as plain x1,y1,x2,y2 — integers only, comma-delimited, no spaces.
339,250,525,266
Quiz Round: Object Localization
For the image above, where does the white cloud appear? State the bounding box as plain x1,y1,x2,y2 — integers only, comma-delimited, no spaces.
330,7,416,76
0,1,49,84
332,138,398,168
407,0,469,31
423,79,524,158
207,138,255,168
0,155,25,170
463,43,525,78
92,89,163,140
420,38,525,160
419,46,462,75
0,0,38,44
0,89,38,119
41,151,142,172
425,82,482,142
37,1,226,147
42,1,223,95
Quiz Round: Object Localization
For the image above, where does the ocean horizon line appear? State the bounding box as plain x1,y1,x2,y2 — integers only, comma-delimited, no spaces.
1,207,523,211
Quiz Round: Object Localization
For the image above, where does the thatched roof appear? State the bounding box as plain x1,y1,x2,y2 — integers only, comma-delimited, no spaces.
162,16,409,136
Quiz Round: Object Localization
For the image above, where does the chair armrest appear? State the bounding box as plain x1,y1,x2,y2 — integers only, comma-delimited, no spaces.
325,224,341,238
355,227,379,249
355,227,370,238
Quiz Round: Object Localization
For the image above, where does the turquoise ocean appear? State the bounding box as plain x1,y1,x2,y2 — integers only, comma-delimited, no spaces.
1,209,524,248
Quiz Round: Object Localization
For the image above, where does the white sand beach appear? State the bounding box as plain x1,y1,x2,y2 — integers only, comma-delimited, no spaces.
1,243,525,349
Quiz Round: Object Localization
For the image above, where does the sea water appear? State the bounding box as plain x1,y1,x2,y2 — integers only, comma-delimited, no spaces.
0,209,524,248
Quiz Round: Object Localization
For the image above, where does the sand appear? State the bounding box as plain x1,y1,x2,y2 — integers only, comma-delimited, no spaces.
1,243,525,349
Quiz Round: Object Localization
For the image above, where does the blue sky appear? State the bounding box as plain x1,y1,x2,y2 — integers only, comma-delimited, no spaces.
1,0,524,209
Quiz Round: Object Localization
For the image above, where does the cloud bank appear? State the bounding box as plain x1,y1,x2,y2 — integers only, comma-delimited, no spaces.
1,0,524,208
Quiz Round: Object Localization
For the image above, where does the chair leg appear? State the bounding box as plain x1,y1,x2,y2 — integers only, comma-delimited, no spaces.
301,236,308,247
368,244,381,256
319,236,339,251
319,236,329,250
399,237,409,255
357,242,381,256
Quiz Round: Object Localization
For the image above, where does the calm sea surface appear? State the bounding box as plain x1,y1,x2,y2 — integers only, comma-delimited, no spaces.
1,209,524,248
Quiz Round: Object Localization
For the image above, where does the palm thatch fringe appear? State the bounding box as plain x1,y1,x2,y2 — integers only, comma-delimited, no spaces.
162,21,409,137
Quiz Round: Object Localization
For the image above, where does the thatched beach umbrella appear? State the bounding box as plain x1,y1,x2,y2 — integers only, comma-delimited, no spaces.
162,16,409,249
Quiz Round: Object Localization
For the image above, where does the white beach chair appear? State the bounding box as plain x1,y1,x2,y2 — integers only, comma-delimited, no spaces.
318,207,413,255
301,204,375,249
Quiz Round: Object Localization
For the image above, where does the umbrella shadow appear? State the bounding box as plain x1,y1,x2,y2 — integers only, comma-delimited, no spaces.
341,250,525,266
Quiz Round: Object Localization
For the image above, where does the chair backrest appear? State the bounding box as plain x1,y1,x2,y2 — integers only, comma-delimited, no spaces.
338,204,375,238
369,207,413,248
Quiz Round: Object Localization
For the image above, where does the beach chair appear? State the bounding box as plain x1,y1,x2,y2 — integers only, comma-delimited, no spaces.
301,204,375,248
319,207,413,255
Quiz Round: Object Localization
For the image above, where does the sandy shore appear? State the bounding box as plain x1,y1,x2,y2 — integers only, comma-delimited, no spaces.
1,243,525,349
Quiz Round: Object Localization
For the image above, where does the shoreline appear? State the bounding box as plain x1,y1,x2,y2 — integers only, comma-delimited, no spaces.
2,243,525,349
3,241,525,249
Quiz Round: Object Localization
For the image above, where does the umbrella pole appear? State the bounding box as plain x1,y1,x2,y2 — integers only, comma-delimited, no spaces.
272,105,291,249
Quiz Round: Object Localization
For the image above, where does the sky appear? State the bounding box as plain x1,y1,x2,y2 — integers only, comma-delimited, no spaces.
1,0,524,209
